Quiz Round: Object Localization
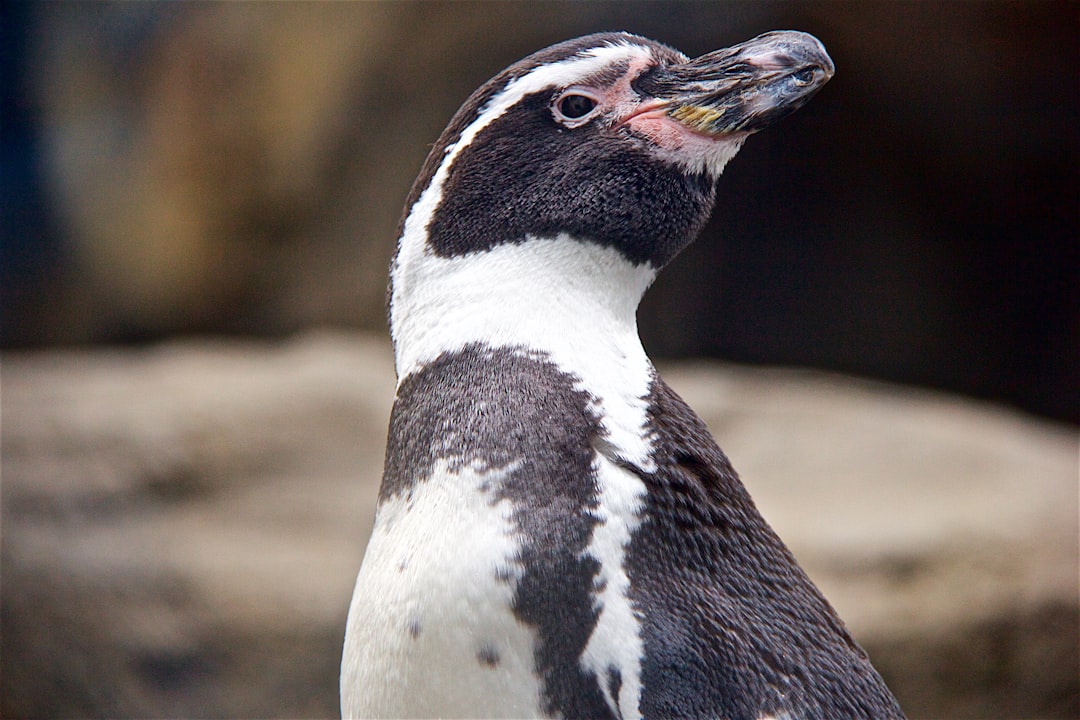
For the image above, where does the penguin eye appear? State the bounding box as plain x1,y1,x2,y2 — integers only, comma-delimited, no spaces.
554,92,599,122
559,94,597,118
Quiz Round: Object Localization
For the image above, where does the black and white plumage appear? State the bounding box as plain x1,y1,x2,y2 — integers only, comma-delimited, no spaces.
341,31,905,720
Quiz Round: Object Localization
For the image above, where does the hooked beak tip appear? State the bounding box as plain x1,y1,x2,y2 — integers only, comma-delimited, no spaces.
661,30,834,136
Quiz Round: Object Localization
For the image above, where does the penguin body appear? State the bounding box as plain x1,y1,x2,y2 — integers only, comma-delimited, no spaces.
342,32,905,720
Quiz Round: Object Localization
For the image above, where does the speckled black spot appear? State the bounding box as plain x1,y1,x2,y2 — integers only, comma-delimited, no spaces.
477,645,501,667
407,618,421,639
625,374,906,719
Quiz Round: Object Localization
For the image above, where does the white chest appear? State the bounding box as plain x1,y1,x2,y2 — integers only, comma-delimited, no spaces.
340,460,544,719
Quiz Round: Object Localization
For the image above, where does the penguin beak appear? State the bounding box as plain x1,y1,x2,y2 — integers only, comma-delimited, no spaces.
645,31,835,136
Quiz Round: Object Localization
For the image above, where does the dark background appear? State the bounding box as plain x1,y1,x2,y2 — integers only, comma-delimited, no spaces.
3,1,1077,424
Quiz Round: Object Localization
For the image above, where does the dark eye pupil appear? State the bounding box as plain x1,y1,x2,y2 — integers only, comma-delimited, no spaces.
559,94,597,119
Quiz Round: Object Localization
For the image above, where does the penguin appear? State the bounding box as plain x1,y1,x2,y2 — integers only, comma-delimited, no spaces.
341,31,905,720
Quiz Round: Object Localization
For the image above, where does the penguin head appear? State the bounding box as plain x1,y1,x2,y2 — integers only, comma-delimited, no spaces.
402,31,833,269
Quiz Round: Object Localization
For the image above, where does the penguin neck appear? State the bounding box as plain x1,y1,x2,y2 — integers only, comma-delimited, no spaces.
390,234,657,379
389,234,660,467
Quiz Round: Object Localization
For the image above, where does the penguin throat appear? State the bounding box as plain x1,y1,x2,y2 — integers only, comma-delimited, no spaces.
389,234,657,384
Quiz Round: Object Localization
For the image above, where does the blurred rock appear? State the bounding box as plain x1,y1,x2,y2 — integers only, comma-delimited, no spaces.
667,362,1079,718
2,332,395,718
2,332,1076,718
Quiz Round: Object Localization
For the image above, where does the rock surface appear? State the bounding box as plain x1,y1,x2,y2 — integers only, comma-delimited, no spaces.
2,332,1077,718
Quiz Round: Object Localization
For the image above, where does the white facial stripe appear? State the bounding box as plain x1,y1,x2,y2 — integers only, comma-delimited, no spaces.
391,41,657,322
454,41,656,177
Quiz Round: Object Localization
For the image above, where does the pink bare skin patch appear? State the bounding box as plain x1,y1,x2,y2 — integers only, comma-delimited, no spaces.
568,54,749,177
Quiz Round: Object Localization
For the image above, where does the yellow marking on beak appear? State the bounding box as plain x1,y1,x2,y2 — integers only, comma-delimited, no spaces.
668,104,725,132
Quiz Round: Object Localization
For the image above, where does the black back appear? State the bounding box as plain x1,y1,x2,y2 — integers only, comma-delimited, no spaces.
627,376,906,719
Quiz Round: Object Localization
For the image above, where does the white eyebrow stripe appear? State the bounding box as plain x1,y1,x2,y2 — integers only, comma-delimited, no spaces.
403,43,655,250
391,41,657,333
462,42,656,155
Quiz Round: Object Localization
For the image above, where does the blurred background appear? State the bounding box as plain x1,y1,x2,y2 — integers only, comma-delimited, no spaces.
3,0,1077,423
2,2,1077,719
